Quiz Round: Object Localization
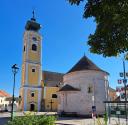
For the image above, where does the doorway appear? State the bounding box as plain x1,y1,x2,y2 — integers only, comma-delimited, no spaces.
30,104,35,111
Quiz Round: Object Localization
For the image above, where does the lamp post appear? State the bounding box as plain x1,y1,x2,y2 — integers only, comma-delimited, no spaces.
11,64,19,120
122,58,128,125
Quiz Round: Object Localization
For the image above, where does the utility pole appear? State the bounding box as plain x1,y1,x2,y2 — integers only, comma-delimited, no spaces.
123,59,127,125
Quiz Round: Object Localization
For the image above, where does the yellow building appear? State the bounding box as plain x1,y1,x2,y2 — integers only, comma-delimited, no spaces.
42,71,63,111
44,87,59,111
20,12,42,111
20,12,64,112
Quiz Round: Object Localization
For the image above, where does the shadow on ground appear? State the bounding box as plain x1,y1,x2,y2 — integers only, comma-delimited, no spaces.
0,117,10,125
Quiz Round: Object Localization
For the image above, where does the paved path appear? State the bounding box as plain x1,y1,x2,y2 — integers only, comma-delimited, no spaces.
56,117,127,125
0,112,127,125
0,117,9,125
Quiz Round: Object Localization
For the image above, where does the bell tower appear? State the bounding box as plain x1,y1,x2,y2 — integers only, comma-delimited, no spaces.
20,11,42,111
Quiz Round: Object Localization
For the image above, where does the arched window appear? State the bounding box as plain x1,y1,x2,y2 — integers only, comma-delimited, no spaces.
24,46,25,52
32,37,37,41
31,92,35,97
32,44,37,51
88,86,92,93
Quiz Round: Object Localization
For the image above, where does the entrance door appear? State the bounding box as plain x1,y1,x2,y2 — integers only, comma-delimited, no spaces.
30,104,35,111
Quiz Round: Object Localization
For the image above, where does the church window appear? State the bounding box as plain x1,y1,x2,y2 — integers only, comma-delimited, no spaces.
32,68,35,72
31,92,35,97
88,86,92,93
32,37,37,41
24,46,25,52
32,44,37,51
52,94,57,98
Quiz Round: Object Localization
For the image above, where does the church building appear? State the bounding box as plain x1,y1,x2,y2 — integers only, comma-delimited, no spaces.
19,13,109,115
58,56,109,115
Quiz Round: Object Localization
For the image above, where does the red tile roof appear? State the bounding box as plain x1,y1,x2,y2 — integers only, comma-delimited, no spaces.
0,90,11,97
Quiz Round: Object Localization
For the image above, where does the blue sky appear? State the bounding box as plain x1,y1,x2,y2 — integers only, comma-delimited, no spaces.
0,0,127,96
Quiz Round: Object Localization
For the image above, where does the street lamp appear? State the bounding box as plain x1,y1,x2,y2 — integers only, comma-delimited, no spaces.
122,57,128,125
11,64,19,120
117,54,128,125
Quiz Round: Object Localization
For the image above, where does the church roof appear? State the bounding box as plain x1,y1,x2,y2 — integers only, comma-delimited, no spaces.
59,84,80,92
42,70,64,87
25,11,41,31
25,20,41,31
67,55,108,74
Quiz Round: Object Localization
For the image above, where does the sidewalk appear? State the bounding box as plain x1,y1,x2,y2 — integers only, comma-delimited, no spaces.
56,117,127,125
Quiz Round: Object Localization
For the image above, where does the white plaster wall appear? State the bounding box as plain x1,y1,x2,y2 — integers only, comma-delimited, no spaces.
0,97,10,106
0,97,19,111
58,70,108,115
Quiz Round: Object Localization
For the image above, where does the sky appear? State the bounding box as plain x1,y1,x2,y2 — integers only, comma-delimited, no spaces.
0,0,127,96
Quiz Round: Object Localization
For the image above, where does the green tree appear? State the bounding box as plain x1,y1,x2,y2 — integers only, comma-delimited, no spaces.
68,0,128,57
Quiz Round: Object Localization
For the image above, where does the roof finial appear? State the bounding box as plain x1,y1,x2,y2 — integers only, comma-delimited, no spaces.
32,10,35,18
31,10,36,21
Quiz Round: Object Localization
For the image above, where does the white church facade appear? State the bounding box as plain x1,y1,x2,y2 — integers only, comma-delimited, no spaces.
58,56,109,116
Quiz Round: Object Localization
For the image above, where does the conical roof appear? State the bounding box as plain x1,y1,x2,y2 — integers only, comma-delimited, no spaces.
67,55,108,74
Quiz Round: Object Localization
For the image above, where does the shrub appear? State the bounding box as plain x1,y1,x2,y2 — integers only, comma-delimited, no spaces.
6,113,56,125
103,112,108,125
96,112,108,125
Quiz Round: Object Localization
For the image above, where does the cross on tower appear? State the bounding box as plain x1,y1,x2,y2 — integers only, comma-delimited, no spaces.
31,10,36,21
49,99,54,111
32,10,35,19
